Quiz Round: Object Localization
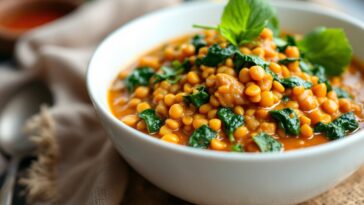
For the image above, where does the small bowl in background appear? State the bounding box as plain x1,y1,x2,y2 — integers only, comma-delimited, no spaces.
0,0,80,58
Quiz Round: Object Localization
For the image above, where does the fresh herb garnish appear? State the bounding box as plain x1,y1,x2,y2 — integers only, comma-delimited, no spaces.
267,16,280,37
314,112,359,140
153,60,190,84
188,124,217,148
270,108,300,135
217,107,244,142
299,60,313,74
278,58,300,65
253,132,282,152
297,27,352,76
139,109,164,134
184,87,210,108
282,95,290,103
193,0,275,46
196,44,237,67
280,76,312,89
124,67,155,92
231,144,244,152
333,87,352,99
192,34,207,53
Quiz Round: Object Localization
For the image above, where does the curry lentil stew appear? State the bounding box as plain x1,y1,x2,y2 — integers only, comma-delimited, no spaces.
108,0,364,153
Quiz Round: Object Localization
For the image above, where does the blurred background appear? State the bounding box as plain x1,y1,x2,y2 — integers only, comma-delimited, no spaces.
0,0,363,204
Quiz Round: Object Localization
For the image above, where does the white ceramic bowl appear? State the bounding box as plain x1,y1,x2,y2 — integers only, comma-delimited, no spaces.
87,1,364,205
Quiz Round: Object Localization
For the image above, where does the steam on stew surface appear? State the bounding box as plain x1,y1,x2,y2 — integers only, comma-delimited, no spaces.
108,0,364,153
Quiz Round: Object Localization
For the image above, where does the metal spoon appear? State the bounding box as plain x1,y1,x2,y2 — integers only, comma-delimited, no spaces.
0,81,53,205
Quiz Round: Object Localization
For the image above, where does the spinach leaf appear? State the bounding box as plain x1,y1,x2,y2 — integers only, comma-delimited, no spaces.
333,87,352,99
231,144,244,152
299,60,313,74
311,65,332,91
154,60,190,84
282,95,290,103
253,132,282,152
278,58,300,65
314,112,359,140
270,108,300,135
233,52,268,71
184,87,210,108
188,125,217,148
280,76,312,89
267,15,280,37
194,0,275,46
276,35,296,52
196,44,237,67
192,34,207,53
297,27,352,76
217,107,244,142
124,67,155,92
139,109,164,134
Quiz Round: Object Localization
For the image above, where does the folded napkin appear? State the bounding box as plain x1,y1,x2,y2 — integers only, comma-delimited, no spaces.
0,0,362,204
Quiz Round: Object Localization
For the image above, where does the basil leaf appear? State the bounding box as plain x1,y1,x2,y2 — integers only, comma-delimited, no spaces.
280,76,312,89
253,133,282,152
194,0,275,46
315,112,358,140
139,109,164,134
299,60,313,74
196,44,237,67
278,58,300,65
124,67,155,92
188,125,217,149
297,27,352,76
217,107,244,142
267,15,280,37
270,108,300,136
219,0,275,45
192,34,207,54
333,87,352,99
231,144,244,152
184,87,210,108
153,60,190,84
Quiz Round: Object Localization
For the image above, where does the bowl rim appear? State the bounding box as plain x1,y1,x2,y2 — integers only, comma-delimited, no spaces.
87,0,364,161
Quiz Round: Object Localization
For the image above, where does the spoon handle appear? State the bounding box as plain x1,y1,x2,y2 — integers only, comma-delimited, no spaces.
1,157,20,205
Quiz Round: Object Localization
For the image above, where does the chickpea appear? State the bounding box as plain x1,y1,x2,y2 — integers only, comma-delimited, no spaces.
136,102,151,113
308,110,322,125
207,109,218,119
299,115,311,125
187,71,200,85
164,94,176,106
245,83,261,96
159,125,172,135
234,126,249,139
136,120,146,130
239,68,251,83
234,106,245,115
161,134,179,144
300,124,313,139
128,98,141,108
249,66,265,81
193,118,208,129
255,109,269,119
312,83,327,98
169,104,184,119
210,139,227,150
285,46,300,58
199,104,213,114
182,116,193,125
260,28,273,39
121,115,139,126
273,81,285,93
269,62,281,74
166,119,180,130
322,99,339,114
292,86,305,96
259,122,276,134
156,104,168,116
339,98,352,112
134,87,149,98
209,119,222,131
260,91,275,107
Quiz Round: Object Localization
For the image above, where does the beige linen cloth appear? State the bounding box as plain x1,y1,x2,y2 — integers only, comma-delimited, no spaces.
0,0,363,204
